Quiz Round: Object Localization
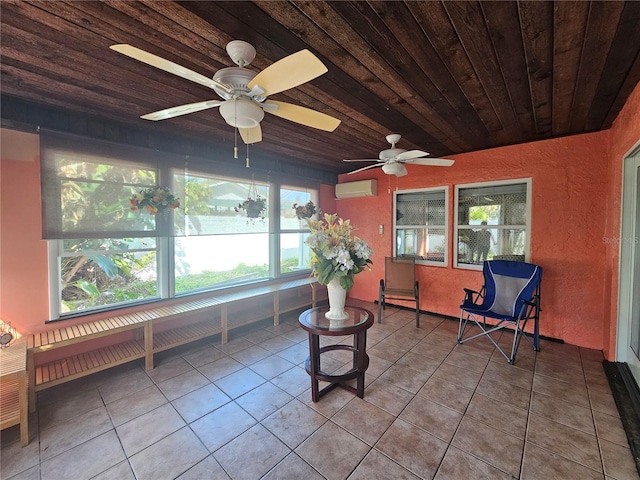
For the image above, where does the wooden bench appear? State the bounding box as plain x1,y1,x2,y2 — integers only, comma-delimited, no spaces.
28,277,326,410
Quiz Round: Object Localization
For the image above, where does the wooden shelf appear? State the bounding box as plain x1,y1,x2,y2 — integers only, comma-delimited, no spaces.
29,276,324,407
34,339,145,391
0,342,28,446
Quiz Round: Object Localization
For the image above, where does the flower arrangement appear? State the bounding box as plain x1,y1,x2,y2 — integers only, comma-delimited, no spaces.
130,187,180,215
293,200,318,220
235,195,267,219
305,213,373,291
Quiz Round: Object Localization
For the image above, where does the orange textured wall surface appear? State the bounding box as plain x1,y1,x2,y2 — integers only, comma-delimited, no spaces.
338,131,612,351
0,132,50,333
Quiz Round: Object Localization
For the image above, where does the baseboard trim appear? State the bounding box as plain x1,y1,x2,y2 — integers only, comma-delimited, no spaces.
603,361,640,475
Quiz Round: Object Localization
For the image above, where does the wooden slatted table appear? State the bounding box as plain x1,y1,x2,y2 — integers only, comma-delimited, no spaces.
0,341,29,446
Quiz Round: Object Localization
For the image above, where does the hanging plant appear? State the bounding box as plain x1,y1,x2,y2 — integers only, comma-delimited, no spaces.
293,200,318,220
130,187,180,215
236,195,267,219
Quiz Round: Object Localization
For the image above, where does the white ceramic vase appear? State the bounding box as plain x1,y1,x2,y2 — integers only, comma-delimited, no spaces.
325,277,349,321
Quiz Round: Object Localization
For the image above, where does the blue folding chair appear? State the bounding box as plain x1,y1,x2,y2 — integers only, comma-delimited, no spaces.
458,260,542,365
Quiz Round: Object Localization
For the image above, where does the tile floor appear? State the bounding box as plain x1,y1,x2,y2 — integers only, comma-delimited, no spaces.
2,300,639,480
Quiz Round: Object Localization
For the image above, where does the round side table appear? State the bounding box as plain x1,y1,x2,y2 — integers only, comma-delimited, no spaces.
298,306,374,402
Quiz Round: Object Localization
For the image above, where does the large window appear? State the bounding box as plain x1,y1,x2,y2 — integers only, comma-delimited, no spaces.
42,134,317,319
455,179,531,268
394,187,448,266
278,186,317,274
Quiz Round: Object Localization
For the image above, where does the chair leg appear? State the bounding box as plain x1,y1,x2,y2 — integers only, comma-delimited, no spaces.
415,287,420,328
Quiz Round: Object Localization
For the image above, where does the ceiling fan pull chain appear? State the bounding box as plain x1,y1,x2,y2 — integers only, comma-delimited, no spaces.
246,143,250,168
234,126,239,159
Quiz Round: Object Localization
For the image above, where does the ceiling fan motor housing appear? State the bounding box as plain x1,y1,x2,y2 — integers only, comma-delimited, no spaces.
382,162,408,176
379,148,405,160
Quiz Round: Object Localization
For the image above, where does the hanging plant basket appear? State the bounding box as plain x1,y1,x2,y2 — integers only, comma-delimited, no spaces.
130,187,180,215
236,196,267,219
293,200,318,220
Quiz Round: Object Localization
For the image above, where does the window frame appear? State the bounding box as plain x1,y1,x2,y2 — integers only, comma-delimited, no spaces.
453,178,532,270
393,186,449,267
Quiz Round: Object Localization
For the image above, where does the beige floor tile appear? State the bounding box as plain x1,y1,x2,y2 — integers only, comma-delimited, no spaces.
40,430,126,480
146,355,195,384
533,372,590,407
105,384,167,427
417,376,474,413
590,389,621,416
430,362,483,390
452,416,523,477
98,367,155,404
39,405,113,461
216,337,254,354
197,356,245,382
214,424,290,480
400,396,462,442
259,335,298,354
276,342,310,365
521,442,603,480
366,352,394,378
230,344,273,365
362,378,415,415
594,409,631,448
434,445,513,480
214,367,266,398
116,403,185,456
444,348,490,373
172,382,231,423
377,363,432,394
129,427,209,480
0,431,40,478
175,456,230,480
600,439,640,480
476,373,531,410
530,391,595,434
262,452,324,480
395,350,443,375
92,460,136,480
332,397,395,446
262,398,327,449
301,384,355,418
38,386,104,431
535,359,586,385
296,421,370,480
466,392,528,439
181,344,227,368
235,382,293,421
157,368,210,401
527,414,601,471
249,354,296,380
348,448,420,479
190,401,257,452
270,365,311,397
375,418,448,478
484,359,534,390
368,341,411,363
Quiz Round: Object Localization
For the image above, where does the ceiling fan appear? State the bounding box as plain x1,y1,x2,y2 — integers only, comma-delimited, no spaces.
344,134,455,176
110,40,341,144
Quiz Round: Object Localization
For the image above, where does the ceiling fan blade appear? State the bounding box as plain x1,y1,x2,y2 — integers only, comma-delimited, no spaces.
343,159,380,162
404,158,455,166
347,163,384,175
239,125,262,144
110,44,232,93
264,101,340,132
140,100,222,121
248,50,327,96
395,149,430,161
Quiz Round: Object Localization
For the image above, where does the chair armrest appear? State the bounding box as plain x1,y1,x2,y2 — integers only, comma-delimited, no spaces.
463,288,483,304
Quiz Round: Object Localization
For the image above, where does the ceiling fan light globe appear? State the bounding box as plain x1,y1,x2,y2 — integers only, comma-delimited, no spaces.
219,99,264,129
382,163,407,176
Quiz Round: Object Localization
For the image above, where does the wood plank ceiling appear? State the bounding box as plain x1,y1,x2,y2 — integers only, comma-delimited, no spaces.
1,1,639,175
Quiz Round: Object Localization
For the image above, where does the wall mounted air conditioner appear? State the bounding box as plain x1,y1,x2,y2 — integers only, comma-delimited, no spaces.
335,179,378,199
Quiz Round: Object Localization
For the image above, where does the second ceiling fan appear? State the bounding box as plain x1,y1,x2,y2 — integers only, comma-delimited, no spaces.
110,40,341,144
344,134,454,177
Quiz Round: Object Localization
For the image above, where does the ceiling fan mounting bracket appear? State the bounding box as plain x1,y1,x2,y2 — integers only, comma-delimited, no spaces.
226,40,256,67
